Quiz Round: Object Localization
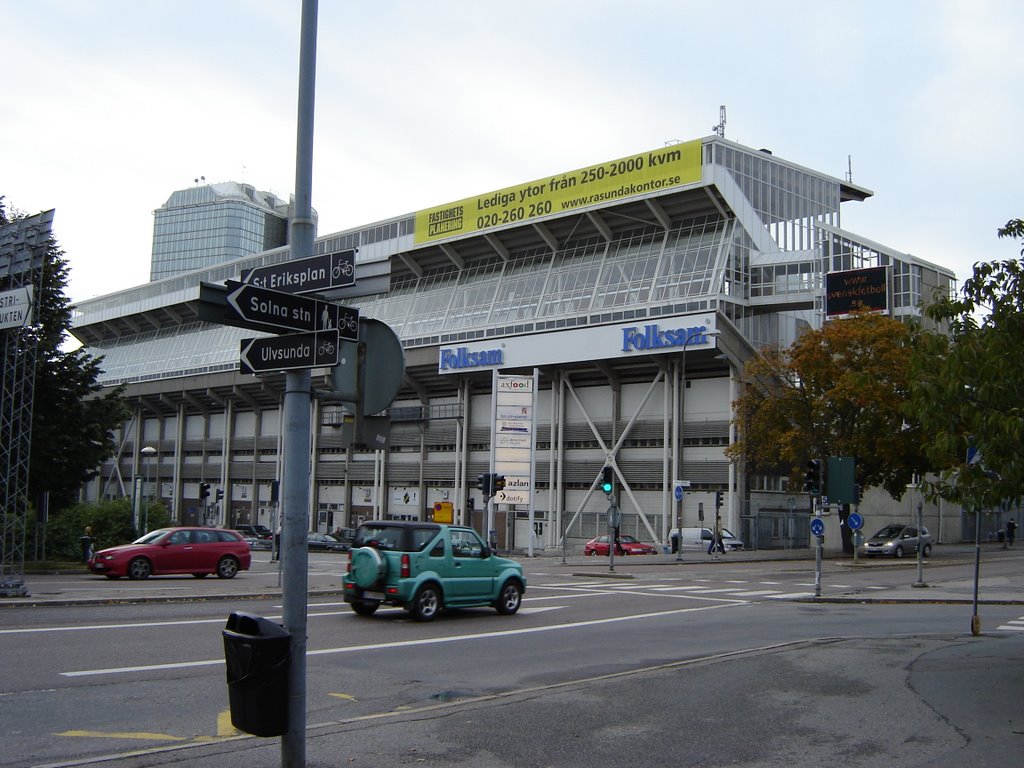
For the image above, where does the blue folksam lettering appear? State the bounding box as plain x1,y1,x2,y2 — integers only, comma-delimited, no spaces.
439,347,504,370
621,324,708,352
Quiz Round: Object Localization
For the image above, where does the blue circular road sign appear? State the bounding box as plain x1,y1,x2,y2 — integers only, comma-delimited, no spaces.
810,517,825,537
847,511,864,531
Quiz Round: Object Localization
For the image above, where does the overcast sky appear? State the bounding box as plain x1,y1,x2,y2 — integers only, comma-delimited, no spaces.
2,0,1022,304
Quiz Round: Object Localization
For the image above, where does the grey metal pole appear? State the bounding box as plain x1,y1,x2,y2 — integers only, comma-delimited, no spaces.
913,500,926,588
282,1,318,765
813,497,822,598
675,494,683,561
971,503,981,636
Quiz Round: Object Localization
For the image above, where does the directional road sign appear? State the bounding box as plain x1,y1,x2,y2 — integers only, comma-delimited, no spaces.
240,330,340,375
673,480,690,501
223,280,359,339
847,511,864,531
240,250,355,295
810,517,825,537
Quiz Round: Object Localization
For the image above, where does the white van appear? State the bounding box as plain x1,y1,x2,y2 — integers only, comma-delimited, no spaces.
668,527,745,552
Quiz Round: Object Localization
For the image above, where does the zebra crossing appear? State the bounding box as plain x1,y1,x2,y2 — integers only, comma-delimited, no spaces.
995,616,1024,633
535,576,829,601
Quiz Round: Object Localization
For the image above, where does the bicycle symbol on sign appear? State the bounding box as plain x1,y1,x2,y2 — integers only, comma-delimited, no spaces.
318,339,336,356
341,313,359,334
332,260,354,280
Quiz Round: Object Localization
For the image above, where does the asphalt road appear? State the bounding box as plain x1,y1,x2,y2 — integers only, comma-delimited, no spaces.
1,547,1022,767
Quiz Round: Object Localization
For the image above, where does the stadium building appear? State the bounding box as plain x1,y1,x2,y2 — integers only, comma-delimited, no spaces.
71,135,956,551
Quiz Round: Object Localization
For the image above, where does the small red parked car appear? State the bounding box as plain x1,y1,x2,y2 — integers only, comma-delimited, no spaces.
583,534,659,556
88,527,252,580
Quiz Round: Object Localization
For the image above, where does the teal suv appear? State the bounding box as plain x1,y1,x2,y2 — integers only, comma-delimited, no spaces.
343,521,526,621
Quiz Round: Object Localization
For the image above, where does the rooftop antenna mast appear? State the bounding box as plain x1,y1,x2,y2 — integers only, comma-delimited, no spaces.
713,105,726,138
846,155,853,182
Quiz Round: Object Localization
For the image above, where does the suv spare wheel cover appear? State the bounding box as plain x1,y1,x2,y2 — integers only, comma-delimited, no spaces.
351,546,386,588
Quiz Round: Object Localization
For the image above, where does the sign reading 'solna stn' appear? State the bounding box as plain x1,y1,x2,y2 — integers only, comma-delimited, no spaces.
224,280,359,339
414,140,702,245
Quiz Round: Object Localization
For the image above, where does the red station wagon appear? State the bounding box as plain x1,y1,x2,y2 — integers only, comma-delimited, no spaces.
88,527,252,580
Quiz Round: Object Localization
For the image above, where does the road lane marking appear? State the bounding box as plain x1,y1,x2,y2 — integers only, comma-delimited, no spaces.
216,709,237,737
60,602,740,678
0,610,349,635
56,730,186,742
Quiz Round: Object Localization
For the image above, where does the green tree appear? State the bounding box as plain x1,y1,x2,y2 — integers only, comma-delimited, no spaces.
1,197,131,512
45,498,170,561
906,220,1024,508
728,311,928,500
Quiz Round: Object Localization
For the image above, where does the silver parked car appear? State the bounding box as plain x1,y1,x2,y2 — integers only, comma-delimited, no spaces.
862,524,933,558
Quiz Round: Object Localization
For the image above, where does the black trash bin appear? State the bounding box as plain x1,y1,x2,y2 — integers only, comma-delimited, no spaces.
222,611,291,737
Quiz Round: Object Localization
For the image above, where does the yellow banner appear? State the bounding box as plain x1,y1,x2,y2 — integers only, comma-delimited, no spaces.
414,139,702,245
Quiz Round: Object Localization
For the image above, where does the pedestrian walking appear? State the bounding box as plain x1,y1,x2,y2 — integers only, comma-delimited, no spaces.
1007,519,1017,547
707,529,725,556
80,526,94,562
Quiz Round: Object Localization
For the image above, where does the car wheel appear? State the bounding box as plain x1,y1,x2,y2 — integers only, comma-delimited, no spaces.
351,547,386,589
922,543,932,558
351,601,379,617
216,556,239,579
894,545,904,558
495,580,523,615
411,583,442,622
585,549,595,556
192,573,208,579
127,557,152,580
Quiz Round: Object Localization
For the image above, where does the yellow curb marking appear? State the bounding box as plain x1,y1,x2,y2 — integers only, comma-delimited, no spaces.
57,730,186,742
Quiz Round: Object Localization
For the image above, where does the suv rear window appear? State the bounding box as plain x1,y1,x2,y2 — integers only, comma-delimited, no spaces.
355,524,440,552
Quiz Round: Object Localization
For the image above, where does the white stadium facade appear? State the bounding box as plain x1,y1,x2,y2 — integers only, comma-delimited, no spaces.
71,135,957,552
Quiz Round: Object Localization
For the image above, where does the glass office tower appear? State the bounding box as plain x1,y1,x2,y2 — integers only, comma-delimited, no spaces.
149,181,297,281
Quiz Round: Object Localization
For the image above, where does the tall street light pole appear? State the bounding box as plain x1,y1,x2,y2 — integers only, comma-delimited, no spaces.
140,446,156,534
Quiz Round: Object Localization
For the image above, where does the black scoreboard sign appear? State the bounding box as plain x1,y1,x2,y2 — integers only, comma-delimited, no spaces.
825,266,890,317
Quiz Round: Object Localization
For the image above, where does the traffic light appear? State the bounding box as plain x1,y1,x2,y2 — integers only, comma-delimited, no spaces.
476,473,492,498
199,482,211,500
715,490,723,510
803,460,822,495
215,488,224,502
600,466,614,496
493,474,506,493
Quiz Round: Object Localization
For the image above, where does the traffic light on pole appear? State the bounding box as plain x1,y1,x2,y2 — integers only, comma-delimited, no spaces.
476,473,492,498
493,474,506,492
803,460,822,495
199,482,211,500
600,466,614,496
715,490,723,510
216,488,224,502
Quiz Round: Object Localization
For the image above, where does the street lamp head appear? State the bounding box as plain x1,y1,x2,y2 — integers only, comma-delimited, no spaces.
141,446,157,456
